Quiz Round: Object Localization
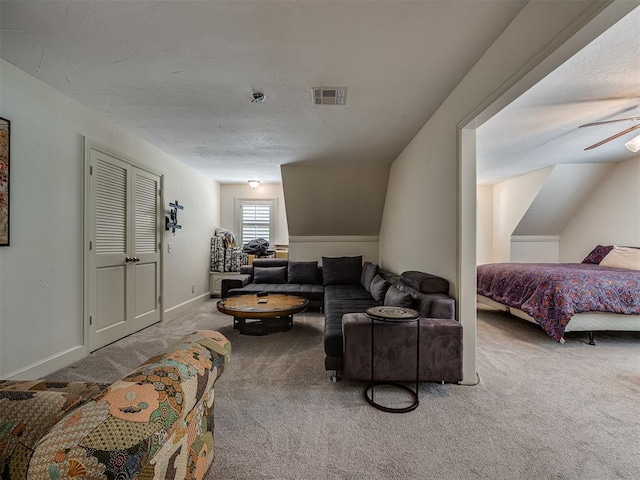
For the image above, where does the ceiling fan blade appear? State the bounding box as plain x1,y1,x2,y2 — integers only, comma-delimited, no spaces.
584,124,640,150
579,117,640,128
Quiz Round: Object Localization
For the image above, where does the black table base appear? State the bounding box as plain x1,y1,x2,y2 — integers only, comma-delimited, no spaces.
365,306,421,413
233,316,293,336
364,382,419,413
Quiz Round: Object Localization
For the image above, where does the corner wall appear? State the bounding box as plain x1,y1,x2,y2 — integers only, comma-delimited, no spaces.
379,1,634,384
0,60,219,378
282,163,388,263
492,167,553,262
560,156,640,262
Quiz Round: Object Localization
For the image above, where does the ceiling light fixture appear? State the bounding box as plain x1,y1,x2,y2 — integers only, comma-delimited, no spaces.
251,92,266,103
248,180,261,189
625,134,640,153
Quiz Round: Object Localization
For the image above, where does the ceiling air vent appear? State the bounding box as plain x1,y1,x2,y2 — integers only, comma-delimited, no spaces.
312,87,347,105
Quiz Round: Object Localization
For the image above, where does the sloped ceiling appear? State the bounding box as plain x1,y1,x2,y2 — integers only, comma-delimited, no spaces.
478,7,640,185
513,163,614,236
281,163,389,237
0,0,527,183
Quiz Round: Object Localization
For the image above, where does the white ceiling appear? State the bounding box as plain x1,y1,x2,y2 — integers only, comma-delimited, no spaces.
477,7,640,185
0,0,528,183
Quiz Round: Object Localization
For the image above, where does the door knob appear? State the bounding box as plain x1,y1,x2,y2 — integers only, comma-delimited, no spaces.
133,257,140,262
125,256,133,263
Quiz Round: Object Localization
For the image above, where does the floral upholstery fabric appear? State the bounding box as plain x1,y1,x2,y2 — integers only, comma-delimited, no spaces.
210,237,247,273
581,245,614,264
0,382,107,479
1,330,230,480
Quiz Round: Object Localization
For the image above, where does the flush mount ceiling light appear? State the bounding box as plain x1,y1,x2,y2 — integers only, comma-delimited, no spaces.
312,87,347,105
251,92,266,103
625,134,640,153
248,180,261,189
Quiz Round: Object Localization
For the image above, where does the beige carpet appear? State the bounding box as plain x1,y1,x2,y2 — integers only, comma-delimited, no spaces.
48,301,640,480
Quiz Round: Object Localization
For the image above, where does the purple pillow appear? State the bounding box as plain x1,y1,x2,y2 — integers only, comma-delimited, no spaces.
582,245,613,264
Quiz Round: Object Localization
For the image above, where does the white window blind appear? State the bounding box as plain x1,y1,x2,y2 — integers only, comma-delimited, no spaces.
241,202,271,245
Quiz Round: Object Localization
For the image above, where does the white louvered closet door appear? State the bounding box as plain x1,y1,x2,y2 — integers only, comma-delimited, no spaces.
89,149,161,351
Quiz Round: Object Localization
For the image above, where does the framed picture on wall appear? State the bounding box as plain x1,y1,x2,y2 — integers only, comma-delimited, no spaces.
0,117,9,246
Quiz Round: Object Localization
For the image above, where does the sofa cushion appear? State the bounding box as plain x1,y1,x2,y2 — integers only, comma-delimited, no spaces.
324,297,379,358
322,256,362,285
324,284,373,302
254,266,287,284
288,261,318,284
400,271,449,294
252,258,288,268
384,285,413,307
369,274,390,303
360,262,379,292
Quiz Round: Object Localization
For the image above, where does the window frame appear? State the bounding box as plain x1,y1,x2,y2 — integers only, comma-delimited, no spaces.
234,198,277,247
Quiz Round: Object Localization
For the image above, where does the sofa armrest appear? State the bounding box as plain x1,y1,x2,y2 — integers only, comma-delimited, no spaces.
342,313,462,382
221,274,251,298
418,293,456,319
29,331,231,479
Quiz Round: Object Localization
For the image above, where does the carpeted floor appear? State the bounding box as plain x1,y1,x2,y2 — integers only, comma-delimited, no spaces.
48,301,640,480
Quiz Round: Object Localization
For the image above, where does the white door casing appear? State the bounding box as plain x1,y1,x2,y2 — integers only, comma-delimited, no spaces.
86,143,162,351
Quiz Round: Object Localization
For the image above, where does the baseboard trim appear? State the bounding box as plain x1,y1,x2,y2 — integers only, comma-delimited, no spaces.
511,235,559,243
3,345,87,380
289,236,379,243
164,293,210,320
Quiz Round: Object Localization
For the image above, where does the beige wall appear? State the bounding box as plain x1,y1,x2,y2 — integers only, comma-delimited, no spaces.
219,183,289,246
476,185,494,265
492,167,552,262
281,164,389,236
560,156,640,262
0,60,220,379
379,1,633,384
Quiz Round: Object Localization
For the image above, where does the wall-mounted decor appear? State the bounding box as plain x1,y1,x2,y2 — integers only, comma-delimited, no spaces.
0,117,9,246
165,200,183,234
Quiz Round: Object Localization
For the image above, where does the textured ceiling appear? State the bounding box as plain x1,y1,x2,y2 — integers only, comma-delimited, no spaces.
0,0,527,183
477,7,640,185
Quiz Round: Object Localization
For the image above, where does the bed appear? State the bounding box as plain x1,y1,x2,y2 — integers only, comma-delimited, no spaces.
476,261,640,343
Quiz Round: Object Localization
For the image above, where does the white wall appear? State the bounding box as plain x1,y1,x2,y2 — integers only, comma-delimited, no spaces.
379,1,633,385
476,185,493,265
288,237,379,264
492,167,552,262
560,156,640,262
510,236,559,263
219,183,288,246
0,60,219,379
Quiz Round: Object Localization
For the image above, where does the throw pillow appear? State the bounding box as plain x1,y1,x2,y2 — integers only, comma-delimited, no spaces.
360,262,379,292
384,285,413,308
369,274,390,303
288,261,318,284
254,266,287,284
582,245,613,264
599,246,640,271
322,256,362,285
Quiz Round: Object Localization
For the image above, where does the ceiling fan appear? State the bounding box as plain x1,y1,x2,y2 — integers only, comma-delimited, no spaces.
579,116,640,151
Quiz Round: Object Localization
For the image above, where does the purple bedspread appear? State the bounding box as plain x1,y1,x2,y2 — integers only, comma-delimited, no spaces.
477,263,640,341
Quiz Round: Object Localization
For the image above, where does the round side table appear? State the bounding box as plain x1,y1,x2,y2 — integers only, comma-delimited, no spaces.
364,306,421,413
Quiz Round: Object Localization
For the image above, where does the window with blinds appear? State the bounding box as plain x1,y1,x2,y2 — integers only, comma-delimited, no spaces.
236,200,275,245
240,202,272,245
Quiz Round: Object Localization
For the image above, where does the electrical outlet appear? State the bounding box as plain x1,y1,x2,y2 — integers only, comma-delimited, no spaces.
167,242,172,253
191,284,195,294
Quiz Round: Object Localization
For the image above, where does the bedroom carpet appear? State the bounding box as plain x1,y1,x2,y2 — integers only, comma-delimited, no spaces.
47,301,640,480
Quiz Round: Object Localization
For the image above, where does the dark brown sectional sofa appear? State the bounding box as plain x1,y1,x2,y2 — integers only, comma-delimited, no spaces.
221,257,463,383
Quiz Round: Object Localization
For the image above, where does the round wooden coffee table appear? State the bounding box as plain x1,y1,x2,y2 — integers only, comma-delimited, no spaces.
217,294,309,336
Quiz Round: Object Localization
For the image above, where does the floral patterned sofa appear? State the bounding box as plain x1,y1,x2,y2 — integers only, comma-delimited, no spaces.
0,330,231,480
